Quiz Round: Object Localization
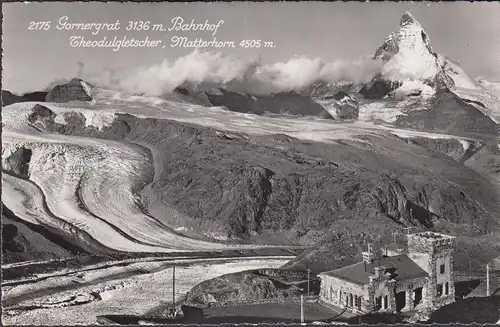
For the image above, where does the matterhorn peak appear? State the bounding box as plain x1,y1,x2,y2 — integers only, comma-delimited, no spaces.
400,11,420,28
373,11,443,84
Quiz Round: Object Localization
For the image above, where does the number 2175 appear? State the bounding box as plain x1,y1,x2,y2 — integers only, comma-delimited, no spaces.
28,21,51,31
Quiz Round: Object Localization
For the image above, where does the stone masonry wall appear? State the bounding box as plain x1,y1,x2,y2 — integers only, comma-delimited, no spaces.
319,275,365,313
407,233,456,309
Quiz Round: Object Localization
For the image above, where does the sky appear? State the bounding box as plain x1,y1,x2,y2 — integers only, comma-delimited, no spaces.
2,1,500,94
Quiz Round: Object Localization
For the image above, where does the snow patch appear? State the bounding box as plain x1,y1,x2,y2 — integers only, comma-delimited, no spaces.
80,81,92,98
389,80,435,99
54,114,67,125
458,140,471,152
79,110,116,130
358,101,404,123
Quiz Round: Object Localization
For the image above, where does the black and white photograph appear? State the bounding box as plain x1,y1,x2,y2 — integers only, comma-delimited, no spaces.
2,1,500,325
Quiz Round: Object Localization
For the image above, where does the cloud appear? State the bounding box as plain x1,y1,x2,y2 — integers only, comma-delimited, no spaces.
44,50,383,96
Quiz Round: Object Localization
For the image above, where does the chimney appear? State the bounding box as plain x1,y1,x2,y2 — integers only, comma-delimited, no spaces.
362,243,375,263
374,266,386,277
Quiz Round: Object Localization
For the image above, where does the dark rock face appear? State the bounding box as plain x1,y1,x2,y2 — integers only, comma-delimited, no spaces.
3,147,33,178
27,104,58,131
329,91,359,120
1,90,48,106
29,104,56,121
374,35,400,62
204,88,334,120
22,91,49,102
359,78,402,99
2,223,26,254
2,90,26,106
1,209,80,264
46,78,92,103
83,114,499,246
396,91,498,135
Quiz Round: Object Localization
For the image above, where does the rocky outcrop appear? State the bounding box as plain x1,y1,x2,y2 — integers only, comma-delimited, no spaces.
3,147,33,178
185,269,314,306
28,104,57,127
25,104,106,136
359,78,402,99
45,78,92,103
395,91,498,135
203,88,334,120
1,212,75,264
327,90,359,119
400,137,484,163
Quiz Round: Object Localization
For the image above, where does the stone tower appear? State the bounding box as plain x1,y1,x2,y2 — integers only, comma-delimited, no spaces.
407,232,456,308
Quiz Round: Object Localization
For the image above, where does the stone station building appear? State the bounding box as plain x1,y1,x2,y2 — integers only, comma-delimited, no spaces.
318,232,456,314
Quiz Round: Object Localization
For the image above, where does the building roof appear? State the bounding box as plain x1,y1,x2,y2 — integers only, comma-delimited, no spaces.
320,254,429,285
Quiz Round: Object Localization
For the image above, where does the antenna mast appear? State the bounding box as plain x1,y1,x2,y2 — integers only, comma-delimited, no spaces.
173,260,176,306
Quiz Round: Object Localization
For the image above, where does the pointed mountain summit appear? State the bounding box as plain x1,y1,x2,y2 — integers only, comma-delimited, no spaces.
374,11,449,85
399,11,418,27
360,12,455,99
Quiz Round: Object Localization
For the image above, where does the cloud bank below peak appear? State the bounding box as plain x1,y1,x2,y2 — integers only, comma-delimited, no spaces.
59,50,384,96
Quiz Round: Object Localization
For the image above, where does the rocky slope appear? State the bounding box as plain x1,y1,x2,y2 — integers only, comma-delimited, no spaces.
395,91,498,135
24,101,499,247
174,86,334,120
185,269,318,306
45,78,93,103
2,207,82,264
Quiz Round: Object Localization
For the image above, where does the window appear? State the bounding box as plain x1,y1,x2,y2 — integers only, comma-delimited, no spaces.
384,295,388,309
440,264,445,274
357,296,363,309
437,283,443,296
375,296,382,311
445,282,449,295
